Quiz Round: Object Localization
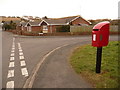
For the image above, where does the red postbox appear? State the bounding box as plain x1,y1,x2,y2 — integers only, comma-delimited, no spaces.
92,21,110,47
92,21,110,73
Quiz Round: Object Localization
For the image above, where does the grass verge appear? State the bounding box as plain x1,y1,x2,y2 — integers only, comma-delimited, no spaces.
70,41,119,88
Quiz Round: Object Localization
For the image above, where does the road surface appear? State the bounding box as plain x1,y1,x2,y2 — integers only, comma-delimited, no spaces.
2,31,118,88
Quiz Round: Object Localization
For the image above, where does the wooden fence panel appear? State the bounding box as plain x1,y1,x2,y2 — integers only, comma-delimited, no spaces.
70,25,118,33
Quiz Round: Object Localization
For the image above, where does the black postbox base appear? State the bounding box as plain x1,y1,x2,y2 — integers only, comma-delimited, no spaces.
96,47,102,73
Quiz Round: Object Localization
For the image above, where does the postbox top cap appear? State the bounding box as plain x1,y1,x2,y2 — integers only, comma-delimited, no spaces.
93,21,110,29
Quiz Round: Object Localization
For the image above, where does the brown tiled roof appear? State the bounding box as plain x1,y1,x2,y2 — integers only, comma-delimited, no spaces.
29,20,42,25
19,15,90,26
19,20,42,26
43,15,80,25
19,21,28,26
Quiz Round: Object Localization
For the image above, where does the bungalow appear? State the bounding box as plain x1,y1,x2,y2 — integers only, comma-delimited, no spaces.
25,20,42,32
17,15,91,33
17,20,42,33
17,21,27,31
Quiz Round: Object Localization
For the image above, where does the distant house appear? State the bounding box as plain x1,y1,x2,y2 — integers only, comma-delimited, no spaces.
17,15,91,33
17,21,28,31
17,20,42,32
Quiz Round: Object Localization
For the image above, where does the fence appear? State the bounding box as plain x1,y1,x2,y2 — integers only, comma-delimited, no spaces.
70,25,118,33
9,25,119,36
70,26,93,33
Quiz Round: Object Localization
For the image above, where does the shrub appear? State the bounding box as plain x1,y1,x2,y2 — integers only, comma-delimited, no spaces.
56,25,70,32
2,20,17,30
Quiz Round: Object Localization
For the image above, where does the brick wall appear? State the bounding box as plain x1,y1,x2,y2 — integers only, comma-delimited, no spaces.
42,25,57,33
48,25,57,33
31,26,42,32
23,27,27,31
16,26,21,30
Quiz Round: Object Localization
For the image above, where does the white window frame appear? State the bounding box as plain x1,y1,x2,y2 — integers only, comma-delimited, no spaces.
27,26,32,32
43,25,48,31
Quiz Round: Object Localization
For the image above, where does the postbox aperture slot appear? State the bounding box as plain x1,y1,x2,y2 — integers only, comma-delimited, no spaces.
93,29,99,31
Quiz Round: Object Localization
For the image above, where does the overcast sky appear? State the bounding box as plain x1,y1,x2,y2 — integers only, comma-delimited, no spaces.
0,0,119,19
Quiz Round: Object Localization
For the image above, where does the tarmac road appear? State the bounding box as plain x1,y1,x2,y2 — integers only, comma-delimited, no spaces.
2,31,118,88
32,35,118,88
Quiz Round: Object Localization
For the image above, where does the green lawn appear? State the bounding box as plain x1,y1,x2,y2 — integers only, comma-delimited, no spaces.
70,41,119,88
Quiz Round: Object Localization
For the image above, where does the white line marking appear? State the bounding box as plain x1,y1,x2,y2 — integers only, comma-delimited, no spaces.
19,52,23,56
21,68,29,77
20,61,26,66
19,49,23,52
12,47,15,50
11,53,15,56
7,70,14,78
6,81,14,88
12,44,15,46
19,56,24,60
11,50,15,53
18,43,21,47
9,62,15,68
10,57,14,61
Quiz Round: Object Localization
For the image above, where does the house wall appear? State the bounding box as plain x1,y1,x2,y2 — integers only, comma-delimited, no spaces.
71,17,90,25
31,26,42,32
16,26,21,30
41,25,57,33
16,26,27,31
40,21,60,33
48,25,57,33
23,27,27,31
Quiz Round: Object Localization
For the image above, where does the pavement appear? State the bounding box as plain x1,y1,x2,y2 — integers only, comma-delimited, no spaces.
32,41,92,88
2,31,118,89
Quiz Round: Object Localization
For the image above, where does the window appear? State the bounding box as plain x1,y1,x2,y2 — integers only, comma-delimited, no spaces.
43,26,48,30
27,26,31,32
